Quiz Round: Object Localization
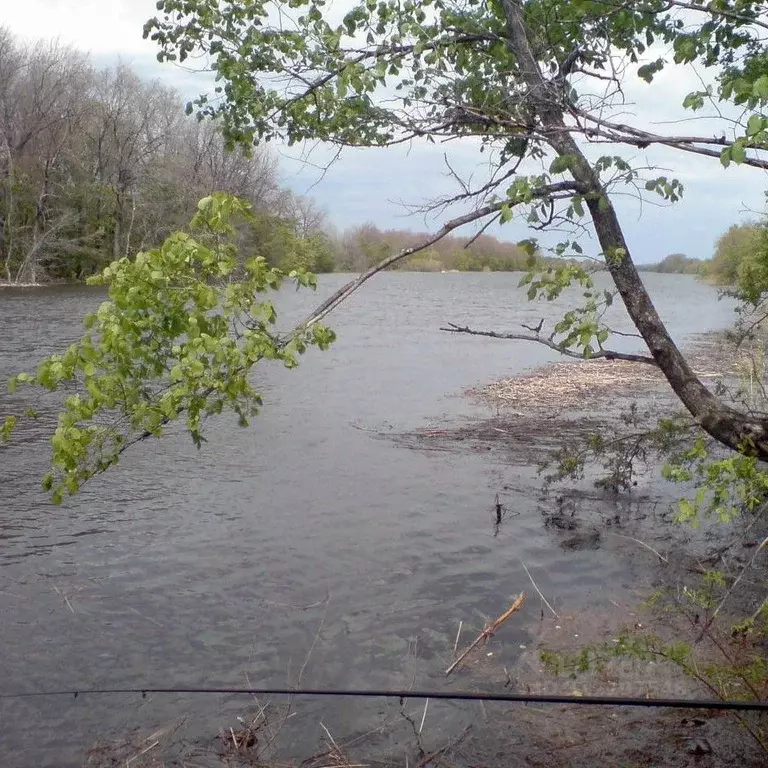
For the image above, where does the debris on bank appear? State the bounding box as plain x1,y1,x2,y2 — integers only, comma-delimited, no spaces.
467,359,663,411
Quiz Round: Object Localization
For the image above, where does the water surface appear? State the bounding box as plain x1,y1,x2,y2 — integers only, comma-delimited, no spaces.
0,273,735,765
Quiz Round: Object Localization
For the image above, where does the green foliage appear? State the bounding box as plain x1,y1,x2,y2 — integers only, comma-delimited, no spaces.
3,194,335,502
248,212,336,273
404,249,444,271
519,260,615,357
337,224,538,273
707,223,766,290
542,406,697,491
644,176,684,203
663,433,768,524
540,623,766,704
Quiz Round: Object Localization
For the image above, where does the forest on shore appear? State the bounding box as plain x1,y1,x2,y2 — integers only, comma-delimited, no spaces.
0,28,765,285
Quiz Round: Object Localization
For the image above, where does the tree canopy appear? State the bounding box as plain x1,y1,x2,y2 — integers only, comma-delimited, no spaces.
140,0,768,458
0,29,336,284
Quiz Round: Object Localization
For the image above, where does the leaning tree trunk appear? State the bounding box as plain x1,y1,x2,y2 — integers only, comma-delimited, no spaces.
502,0,768,460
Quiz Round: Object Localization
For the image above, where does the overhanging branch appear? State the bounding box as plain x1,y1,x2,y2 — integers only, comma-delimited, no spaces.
439,322,658,365
575,110,768,170
300,180,583,328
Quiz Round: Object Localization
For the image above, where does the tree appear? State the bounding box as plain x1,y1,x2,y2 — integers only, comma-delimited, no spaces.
0,33,92,282
709,223,765,285
0,28,327,285
651,253,705,275
10,1,768,495
138,0,768,460
3,194,335,499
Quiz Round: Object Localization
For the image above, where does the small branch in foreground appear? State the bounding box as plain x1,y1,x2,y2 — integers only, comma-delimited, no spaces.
446,592,526,676
604,532,669,564
696,535,768,643
439,322,657,365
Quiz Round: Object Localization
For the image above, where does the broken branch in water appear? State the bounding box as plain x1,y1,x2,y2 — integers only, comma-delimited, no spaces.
412,725,473,768
446,592,526,675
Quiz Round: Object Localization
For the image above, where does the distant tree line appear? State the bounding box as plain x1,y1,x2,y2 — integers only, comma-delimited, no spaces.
0,29,583,283
333,224,537,272
639,222,768,285
0,28,333,284
641,252,706,275
5,30,768,286
642,223,768,297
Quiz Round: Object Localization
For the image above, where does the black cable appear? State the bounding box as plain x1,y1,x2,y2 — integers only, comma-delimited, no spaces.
0,687,766,711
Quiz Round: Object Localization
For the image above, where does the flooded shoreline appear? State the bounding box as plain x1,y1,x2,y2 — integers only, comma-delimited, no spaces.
1,275,762,766
79,329,768,767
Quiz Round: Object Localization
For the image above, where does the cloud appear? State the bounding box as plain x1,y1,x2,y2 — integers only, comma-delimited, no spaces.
4,0,156,55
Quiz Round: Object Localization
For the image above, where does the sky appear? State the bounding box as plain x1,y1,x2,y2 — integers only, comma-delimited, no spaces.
4,0,768,263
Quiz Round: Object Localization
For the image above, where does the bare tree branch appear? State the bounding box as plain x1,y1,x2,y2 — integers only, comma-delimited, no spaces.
662,0,768,32
574,109,768,170
301,180,584,328
439,322,658,365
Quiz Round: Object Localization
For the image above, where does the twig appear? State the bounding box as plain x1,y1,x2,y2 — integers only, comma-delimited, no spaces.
604,532,669,564
452,621,463,656
412,725,472,768
125,740,159,767
519,560,559,618
446,592,526,675
696,535,768,643
53,585,75,614
297,593,331,686
749,596,767,623
418,699,428,735
127,606,164,627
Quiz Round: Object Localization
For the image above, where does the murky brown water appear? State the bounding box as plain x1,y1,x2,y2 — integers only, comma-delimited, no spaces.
0,273,737,765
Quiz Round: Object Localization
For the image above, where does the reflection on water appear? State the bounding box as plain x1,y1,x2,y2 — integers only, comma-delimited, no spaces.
0,274,735,765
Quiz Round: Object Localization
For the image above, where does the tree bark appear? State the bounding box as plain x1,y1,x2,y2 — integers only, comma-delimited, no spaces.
501,0,768,460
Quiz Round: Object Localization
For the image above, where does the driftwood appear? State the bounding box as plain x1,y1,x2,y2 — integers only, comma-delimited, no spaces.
445,592,526,675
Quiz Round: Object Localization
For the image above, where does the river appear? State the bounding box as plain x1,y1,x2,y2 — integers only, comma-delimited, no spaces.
0,272,736,766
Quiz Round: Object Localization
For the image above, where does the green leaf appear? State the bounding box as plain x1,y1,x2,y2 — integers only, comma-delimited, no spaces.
746,114,764,138
549,155,572,174
753,76,768,101
637,59,664,83
731,142,746,164
682,91,705,111
1,415,16,441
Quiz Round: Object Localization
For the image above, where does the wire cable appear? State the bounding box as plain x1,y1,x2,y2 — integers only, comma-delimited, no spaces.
0,687,766,711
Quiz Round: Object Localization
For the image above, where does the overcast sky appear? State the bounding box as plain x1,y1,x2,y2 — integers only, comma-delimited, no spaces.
5,0,768,262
